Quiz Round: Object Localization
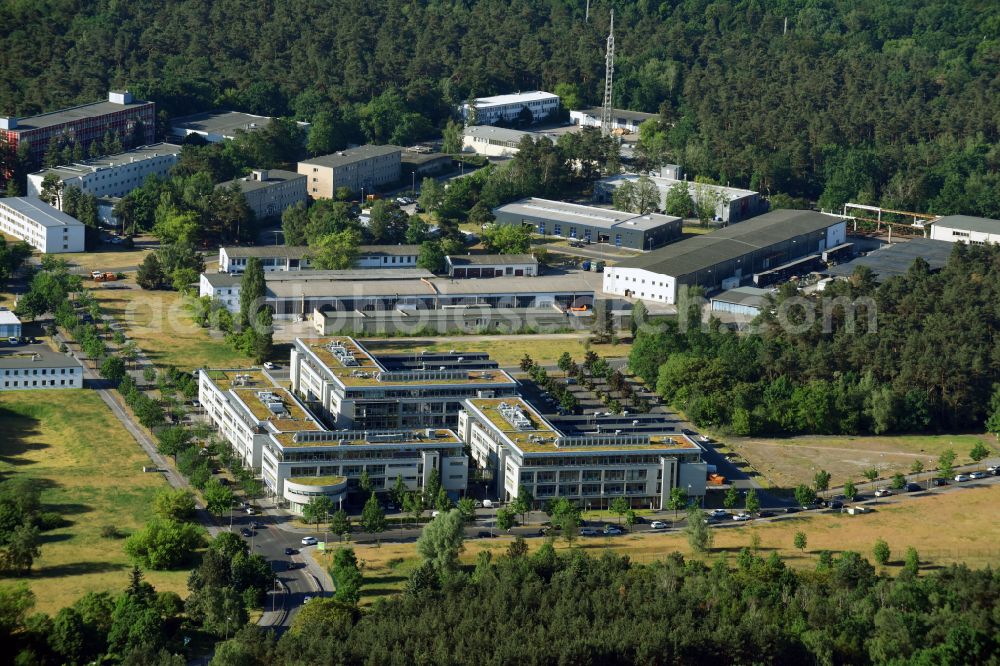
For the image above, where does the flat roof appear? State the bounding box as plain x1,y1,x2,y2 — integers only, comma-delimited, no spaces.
932,215,1000,235
29,143,182,181
9,98,153,132
296,337,517,388
465,397,694,454
202,369,324,433
0,348,82,369
399,152,452,165
575,107,657,122
462,126,557,143
600,173,758,198
203,268,434,290
495,198,680,232
446,254,537,266
0,197,85,228
469,91,559,108
276,427,461,449
614,209,842,278
300,145,401,169
711,286,772,307
170,111,273,137
259,273,592,299
222,244,419,260
218,169,305,193
823,238,952,283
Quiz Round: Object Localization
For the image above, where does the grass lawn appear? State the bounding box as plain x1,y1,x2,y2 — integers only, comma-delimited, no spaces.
728,433,997,489
0,390,190,614
66,247,153,273
361,335,632,367
328,483,1000,606
91,279,250,371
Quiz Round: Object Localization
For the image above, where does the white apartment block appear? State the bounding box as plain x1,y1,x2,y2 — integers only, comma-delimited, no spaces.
459,397,706,509
198,367,467,512
27,143,181,203
929,215,1000,245
298,145,401,199
1,348,84,390
461,91,560,126
217,169,307,220
217,244,420,273
290,337,519,430
0,197,85,253
0,309,21,338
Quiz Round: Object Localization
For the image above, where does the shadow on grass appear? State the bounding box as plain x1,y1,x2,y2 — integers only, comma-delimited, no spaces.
33,561,129,577
38,533,74,545
43,502,93,516
0,405,47,466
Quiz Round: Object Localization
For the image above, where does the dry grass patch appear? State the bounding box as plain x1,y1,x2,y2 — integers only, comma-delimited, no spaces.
0,390,190,613
728,433,996,489
361,335,631,367
91,279,249,371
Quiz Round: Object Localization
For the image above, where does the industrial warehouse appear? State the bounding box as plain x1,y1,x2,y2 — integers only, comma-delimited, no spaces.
603,209,847,304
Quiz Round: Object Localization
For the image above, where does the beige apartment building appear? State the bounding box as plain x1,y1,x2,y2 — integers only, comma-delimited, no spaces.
298,145,402,199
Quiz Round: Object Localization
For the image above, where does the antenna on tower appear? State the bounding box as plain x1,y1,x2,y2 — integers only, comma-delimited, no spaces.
585,0,590,22
601,9,615,136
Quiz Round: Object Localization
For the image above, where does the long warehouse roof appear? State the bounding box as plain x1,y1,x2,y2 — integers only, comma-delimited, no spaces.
614,209,841,277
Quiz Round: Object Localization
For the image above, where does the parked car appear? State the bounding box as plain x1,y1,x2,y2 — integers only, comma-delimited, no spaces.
250,521,263,529
603,526,624,536
932,478,949,487
874,488,893,497
828,501,843,510
906,483,923,492
477,531,493,539
708,509,728,519
245,507,256,514
240,528,254,537
580,527,600,536
301,536,318,546
732,513,752,522
649,520,667,529
263,361,278,370
303,596,313,603
757,510,776,518
284,547,297,556
783,506,800,514
969,471,987,480
698,435,712,443
953,474,971,482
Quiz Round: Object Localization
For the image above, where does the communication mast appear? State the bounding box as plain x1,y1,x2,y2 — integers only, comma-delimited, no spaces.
601,9,615,136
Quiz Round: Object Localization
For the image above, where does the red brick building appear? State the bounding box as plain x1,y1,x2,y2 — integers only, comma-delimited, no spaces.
0,91,155,167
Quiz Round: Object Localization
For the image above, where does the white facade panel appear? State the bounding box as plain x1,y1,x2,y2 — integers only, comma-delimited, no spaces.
603,267,676,304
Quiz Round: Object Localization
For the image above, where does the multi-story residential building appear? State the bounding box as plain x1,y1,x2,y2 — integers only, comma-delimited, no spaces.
198,367,467,511
1,347,84,390
0,91,155,167
217,244,420,273
0,197,85,253
216,169,307,221
0,309,21,339
461,91,560,126
459,397,707,509
298,146,402,199
290,337,519,430
27,143,182,203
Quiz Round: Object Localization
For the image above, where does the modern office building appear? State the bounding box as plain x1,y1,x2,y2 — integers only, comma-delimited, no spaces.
928,215,1000,245
27,143,182,203
493,198,682,250
198,367,468,511
603,209,847,304
461,91,560,126
218,244,420,274
290,337,519,430
569,107,657,133
201,270,593,318
459,397,706,508
169,111,275,143
216,169,307,221
461,126,557,158
0,197,85,253
596,173,765,224
445,254,538,278
0,309,21,339
0,347,84,390
298,145,402,199
0,91,156,167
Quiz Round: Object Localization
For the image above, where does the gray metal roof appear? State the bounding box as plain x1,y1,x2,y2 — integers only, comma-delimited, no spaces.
300,145,401,169
614,209,841,278
217,169,305,193
0,347,82,369
462,126,557,144
576,107,657,122
710,287,771,307
170,111,274,137
266,273,591,299
29,143,181,181
222,244,420,260
9,99,153,132
823,238,953,283
0,197,85,228
932,215,1000,236
446,254,538,266
495,198,679,232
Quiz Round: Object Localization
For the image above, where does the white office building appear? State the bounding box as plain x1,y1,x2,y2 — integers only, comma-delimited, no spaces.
27,143,181,203
459,397,706,508
0,197,85,253
596,173,765,224
218,244,420,274
1,348,84,390
928,215,1000,245
461,91,560,126
0,309,21,338
569,107,657,133
461,126,558,158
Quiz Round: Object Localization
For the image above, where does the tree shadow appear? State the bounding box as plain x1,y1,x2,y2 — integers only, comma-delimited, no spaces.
0,405,47,466
38,532,74,544
32,561,129,577
43,502,92,516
